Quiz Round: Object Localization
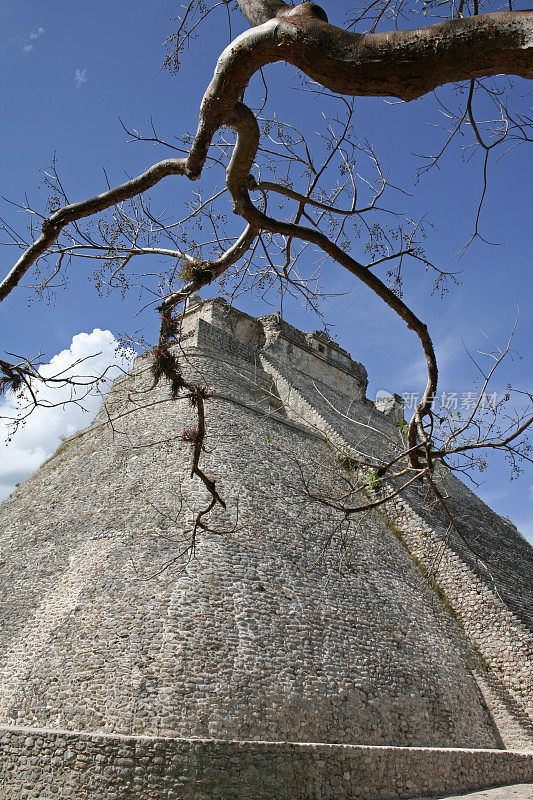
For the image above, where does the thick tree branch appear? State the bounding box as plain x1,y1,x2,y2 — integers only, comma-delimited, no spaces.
4,9,531,300
187,8,533,176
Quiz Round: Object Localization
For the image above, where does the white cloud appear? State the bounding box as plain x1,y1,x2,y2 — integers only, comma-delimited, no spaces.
21,26,44,53
74,68,87,90
0,330,134,502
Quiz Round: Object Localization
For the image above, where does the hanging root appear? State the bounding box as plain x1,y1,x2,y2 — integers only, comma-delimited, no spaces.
149,343,187,399
149,323,227,534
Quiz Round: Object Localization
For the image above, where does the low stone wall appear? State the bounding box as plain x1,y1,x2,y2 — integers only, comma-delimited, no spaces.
1,726,532,800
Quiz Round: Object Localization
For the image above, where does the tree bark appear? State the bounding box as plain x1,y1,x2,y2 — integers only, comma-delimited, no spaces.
278,9,533,98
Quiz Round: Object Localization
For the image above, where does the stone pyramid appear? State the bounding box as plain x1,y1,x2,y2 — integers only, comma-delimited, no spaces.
0,296,531,799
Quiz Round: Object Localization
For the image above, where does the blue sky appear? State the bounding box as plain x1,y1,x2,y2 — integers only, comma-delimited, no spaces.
1,1,531,541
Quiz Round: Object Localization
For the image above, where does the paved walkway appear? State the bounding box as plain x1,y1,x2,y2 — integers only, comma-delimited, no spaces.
413,784,533,800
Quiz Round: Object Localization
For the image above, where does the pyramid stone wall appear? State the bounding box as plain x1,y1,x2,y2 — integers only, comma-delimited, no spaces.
0,728,532,800
247,310,533,739
0,296,532,798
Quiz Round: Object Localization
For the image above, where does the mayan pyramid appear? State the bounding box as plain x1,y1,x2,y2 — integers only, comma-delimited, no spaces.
0,295,531,799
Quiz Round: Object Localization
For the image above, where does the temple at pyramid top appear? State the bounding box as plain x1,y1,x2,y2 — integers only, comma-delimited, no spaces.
178,293,370,396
